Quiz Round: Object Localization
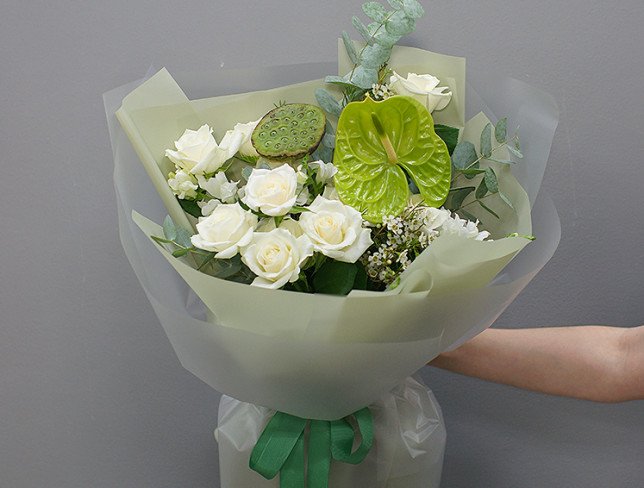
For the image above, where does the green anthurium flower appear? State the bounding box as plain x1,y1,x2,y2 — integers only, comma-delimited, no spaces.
333,95,451,223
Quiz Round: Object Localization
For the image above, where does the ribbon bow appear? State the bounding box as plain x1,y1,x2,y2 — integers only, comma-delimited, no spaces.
249,407,374,488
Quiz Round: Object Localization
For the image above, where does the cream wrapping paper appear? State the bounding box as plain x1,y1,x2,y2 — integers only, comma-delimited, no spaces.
215,376,445,488
105,47,560,420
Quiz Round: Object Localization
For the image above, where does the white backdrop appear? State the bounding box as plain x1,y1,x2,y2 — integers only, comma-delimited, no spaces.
1,0,642,486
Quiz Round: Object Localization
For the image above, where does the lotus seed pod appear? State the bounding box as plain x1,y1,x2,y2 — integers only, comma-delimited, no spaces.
251,103,326,161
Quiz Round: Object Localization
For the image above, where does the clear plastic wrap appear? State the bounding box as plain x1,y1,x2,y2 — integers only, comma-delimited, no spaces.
215,376,445,488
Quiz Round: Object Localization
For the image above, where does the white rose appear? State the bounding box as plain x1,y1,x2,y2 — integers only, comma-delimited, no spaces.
165,124,242,175
256,217,304,237
197,172,239,204
167,169,198,199
241,229,313,289
322,186,340,201
298,196,373,263
242,164,298,216
389,71,452,113
191,203,258,258
441,214,490,241
233,119,261,158
198,198,220,217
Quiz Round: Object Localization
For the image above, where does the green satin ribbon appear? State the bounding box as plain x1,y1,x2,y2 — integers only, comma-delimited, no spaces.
249,407,373,488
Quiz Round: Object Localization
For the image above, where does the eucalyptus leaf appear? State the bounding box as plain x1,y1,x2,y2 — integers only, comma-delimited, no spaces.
451,141,478,170
313,260,358,295
446,186,475,210
479,200,500,219
352,16,375,45
387,0,403,9
402,0,424,18
385,10,415,36
373,28,400,47
322,133,336,148
434,124,459,155
475,177,488,199
508,145,524,159
315,88,343,117
459,209,480,223
480,122,492,158
162,215,177,241
349,65,379,89
484,167,499,193
179,198,202,218
324,75,361,91
459,168,486,177
211,257,243,279
362,1,388,22
342,31,359,65
495,117,507,143
241,166,253,182
360,43,391,69
487,158,515,165
499,190,515,209
175,227,193,248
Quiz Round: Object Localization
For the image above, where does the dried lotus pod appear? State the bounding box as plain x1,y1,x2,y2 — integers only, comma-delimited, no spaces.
251,103,326,161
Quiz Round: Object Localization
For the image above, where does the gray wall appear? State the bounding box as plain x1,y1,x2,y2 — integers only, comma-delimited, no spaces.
1,0,642,487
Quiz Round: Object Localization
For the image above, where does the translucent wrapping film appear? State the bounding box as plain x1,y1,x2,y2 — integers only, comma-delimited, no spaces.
105,47,560,420
215,376,445,488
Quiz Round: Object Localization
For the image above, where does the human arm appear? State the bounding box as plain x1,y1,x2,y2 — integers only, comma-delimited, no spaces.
430,325,644,403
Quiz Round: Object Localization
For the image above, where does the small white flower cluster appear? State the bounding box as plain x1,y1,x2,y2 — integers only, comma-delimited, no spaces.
371,83,393,101
363,205,490,287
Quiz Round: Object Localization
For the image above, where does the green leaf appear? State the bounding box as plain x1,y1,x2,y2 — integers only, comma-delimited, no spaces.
349,65,379,89
451,141,478,170
172,248,190,258
459,209,480,223
459,168,486,177
322,133,335,148
334,95,451,222
162,215,177,241
508,145,523,159
499,190,514,210
479,200,500,219
385,10,415,36
324,75,361,91
362,2,388,22
352,16,375,45
445,186,475,210
484,167,499,193
360,43,391,69
211,256,243,279
402,0,424,19
480,122,492,158
495,117,507,143
387,0,403,9
475,177,488,199
434,124,459,155
179,198,202,218
372,28,399,47
342,31,359,65
353,264,368,290
175,227,193,248
313,260,359,295
315,88,343,117
151,235,173,245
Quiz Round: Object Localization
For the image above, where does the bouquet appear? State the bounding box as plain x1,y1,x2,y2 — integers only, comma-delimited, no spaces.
105,1,560,486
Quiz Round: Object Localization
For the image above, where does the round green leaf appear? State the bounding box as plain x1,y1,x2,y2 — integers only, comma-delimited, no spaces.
333,95,451,222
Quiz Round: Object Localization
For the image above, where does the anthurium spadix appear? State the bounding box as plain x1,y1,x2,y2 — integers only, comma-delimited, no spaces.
333,95,451,223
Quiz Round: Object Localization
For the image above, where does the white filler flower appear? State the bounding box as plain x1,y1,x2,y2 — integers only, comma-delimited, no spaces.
242,164,299,216
389,72,452,113
299,196,373,263
191,203,258,258
242,228,313,289
165,124,242,175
